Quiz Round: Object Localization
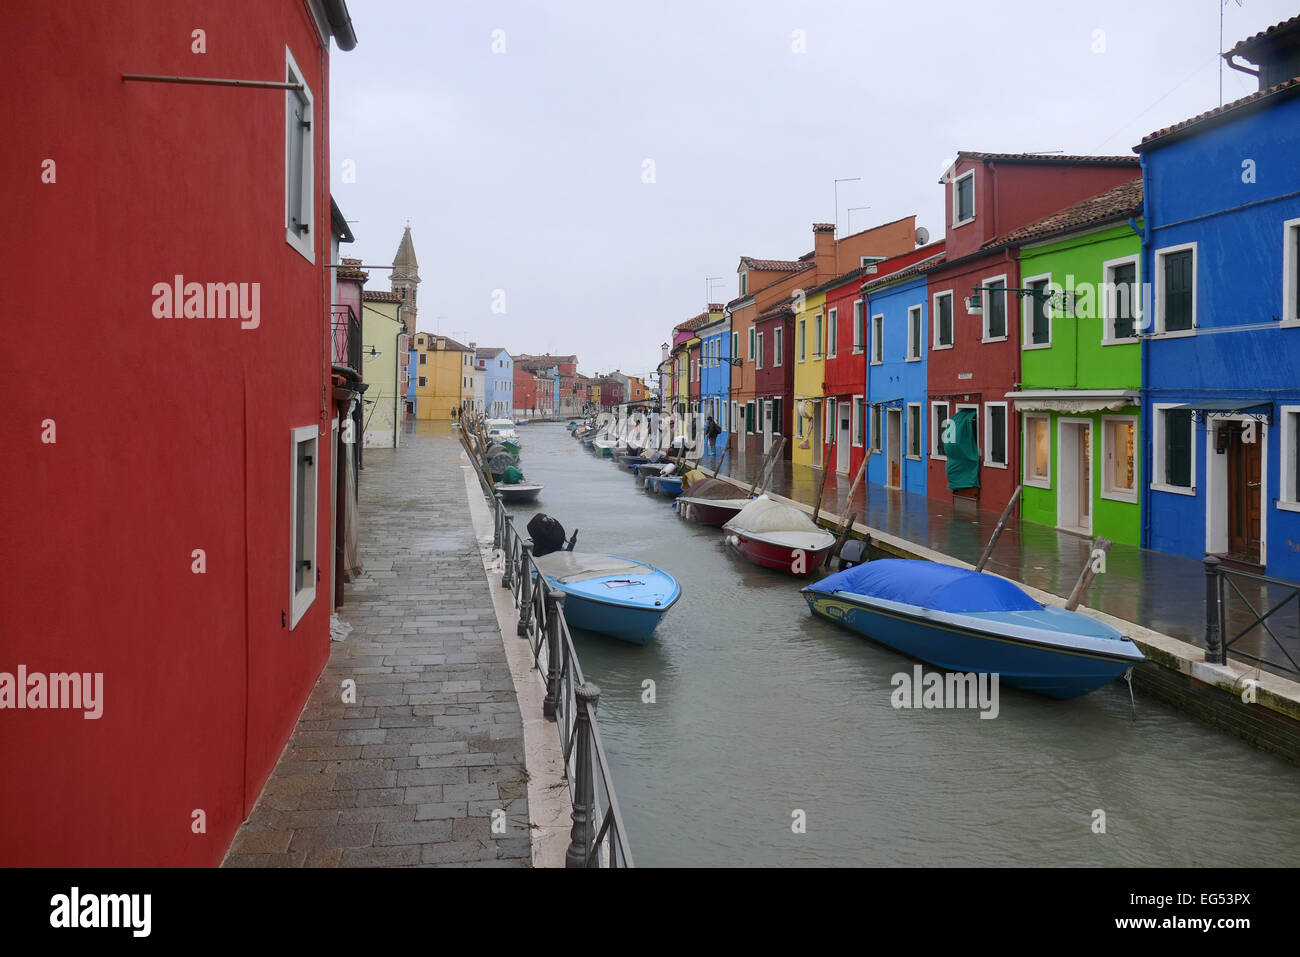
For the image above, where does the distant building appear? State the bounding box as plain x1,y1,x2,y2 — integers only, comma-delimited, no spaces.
360,290,409,447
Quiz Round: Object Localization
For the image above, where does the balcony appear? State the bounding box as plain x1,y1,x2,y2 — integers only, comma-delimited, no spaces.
330,304,362,374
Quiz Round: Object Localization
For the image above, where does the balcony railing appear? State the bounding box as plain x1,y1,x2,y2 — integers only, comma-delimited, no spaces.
330,304,362,373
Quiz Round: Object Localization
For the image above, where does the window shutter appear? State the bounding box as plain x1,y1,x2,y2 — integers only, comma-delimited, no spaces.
1166,409,1192,487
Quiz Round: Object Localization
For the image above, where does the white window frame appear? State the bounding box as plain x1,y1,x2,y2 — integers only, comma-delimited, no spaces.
732,331,739,358
1023,412,1051,488
1101,254,1142,345
981,273,1009,343
952,169,975,227
870,314,884,365
853,301,865,353
1151,401,1197,496
983,402,1009,468
798,318,807,362
1280,405,1300,511
930,401,950,460
284,47,314,263
906,305,922,361
289,424,319,629
1154,242,1198,337
825,398,836,440
1021,272,1053,350
813,313,823,358
796,404,806,438
827,307,838,358
1100,414,1139,504
906,402,923,460
851,396,864,447
749,327,756,360
932,291,954,350
870,403,883,453
756,331,765,370
774,326,784,366
1283,218,1300,327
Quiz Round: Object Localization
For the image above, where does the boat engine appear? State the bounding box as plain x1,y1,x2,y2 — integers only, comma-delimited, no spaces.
837,539,870,570
527,513,568,557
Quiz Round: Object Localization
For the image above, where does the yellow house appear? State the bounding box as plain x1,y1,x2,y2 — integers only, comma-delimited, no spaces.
792,289,828,468
413,333,474,420
359,291,407,447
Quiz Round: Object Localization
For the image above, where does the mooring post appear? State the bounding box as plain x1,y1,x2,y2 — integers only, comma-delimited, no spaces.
502,514,516,589
565,682,601,868
517,541,533,637
543,592,565,719
1204,555,1225,664
493,493,504,549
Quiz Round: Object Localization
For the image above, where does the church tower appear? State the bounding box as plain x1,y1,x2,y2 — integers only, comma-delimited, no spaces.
391,225,420,332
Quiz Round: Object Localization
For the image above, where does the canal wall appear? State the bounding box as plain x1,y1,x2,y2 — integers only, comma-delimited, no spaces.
713,476,1300,765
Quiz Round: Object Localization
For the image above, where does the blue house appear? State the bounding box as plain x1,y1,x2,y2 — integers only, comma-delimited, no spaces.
861,255,944,497
697,313,732,456
477,347,514,419
406,347,418,418
1135,57,1300,577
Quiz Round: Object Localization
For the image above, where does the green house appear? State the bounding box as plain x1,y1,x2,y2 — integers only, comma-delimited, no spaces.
1004,178,1144,545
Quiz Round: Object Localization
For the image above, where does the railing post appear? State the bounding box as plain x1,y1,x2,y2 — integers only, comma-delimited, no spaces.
543,592,565,720
1204,555,1226,664
502,515,516,589
565,682,601,869
517,541,533,636
493,492,504,549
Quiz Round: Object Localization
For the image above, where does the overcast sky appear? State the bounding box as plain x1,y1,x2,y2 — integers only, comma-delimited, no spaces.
330,0,1295,380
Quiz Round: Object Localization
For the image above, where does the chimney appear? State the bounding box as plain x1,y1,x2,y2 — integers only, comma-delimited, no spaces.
813,223,835,279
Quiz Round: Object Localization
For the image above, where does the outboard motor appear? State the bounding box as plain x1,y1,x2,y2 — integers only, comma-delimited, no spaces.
527,513,567,557
837,538,870,570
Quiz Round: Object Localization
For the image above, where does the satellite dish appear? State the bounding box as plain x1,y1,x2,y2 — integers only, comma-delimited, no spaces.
915,226,931,246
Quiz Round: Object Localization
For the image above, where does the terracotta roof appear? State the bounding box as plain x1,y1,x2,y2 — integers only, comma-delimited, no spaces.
955,151,1139,166
1225,15,1300,58
362,290,403,302
812,223,834,232
435,335,473,352
860,250,947,292
993,177,1143,246
1137,77,1300,150
739,257,805,271
754,302,794,323
707,303,725,312
337,256,368,281
675,312,711,332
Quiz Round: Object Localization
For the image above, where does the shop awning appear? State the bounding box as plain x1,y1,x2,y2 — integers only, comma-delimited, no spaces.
1167,400,1273,423
1004,389,1139,414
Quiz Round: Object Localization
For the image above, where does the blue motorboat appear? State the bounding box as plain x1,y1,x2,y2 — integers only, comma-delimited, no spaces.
533,551,681,644
802,559,1144,699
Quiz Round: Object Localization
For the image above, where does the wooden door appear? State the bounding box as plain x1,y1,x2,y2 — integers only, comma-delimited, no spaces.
888,408,902,487
1227,423,1263,562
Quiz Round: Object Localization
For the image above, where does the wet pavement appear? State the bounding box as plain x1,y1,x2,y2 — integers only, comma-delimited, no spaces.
701,443,1300,678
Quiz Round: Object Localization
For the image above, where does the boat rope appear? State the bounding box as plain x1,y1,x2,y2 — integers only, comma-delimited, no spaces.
1123,667,1136,721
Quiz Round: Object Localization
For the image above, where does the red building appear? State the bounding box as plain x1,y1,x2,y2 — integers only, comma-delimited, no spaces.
924,152,1140,512
4,0,357,866
753,303,794,449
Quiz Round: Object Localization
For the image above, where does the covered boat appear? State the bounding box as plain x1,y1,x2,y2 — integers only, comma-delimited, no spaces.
494,464,542,503
722,495,836,575
533,551,680,645
486,418,519,443
676,476,752,526
801,559,1145,699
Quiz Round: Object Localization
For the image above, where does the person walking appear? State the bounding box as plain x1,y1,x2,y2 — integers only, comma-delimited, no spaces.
705,415,721,459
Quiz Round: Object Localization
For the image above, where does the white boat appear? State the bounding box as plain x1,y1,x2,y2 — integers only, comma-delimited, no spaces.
486,418,518,442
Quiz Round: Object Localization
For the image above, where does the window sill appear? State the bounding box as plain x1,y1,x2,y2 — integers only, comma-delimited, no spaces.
905,356,922,363
981,336,1009,344
1024,477,1050,489
852,347,864,355
931,454,948,462
1276,499,1300,513
952,217,974,229
1101,489,1139,505
870,360,883,366
1022,342,1052,351
983,461,1009,470
931,343,954,351
906,454,923,461
1101,336,1140,346
1152,328,1197,339
1150,482,1196,497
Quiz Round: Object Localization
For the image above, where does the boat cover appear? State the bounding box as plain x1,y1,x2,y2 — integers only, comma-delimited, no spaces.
534,552,646,583
728,495,819,534
487,451,517,472
681,477,741,499
501,465,524,484
943,409,980,490
807,559,1042,613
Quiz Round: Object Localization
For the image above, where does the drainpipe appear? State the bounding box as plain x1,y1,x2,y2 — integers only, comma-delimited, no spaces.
1135,151,1154,550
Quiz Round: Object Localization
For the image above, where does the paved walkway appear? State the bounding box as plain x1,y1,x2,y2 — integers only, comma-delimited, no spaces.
224,423,530,867
704,442,1299,675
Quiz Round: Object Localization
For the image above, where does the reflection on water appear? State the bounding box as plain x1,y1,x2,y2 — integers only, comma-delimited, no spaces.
503,423,1300,867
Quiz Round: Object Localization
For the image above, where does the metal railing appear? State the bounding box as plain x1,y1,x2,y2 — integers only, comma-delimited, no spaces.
460,417,635,868
1204,556,1300,677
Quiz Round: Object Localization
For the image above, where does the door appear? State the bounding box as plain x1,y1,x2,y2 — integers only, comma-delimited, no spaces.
838,402,851,474
762,400,773,453
1057,420,1092,534
887,408,902,487
1226,422,1263,562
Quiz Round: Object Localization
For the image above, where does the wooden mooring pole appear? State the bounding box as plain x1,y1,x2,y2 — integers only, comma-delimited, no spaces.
975,485,1021,573
1065,537,1112,612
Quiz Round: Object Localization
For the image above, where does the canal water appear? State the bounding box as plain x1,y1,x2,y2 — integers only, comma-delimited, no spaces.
503,423,1300,867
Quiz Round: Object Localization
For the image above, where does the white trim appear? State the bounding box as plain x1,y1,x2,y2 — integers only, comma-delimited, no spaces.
1204,416,1268,564
932,290,954,350
1280,406,1300,511
1022,412,1051,488
1150,401,1197,496
798,317,807,362
980,273,1009,343
952,169,975,228
826,307,838,359
1101,254,1141,345
983,402,1009,468
930,400,950,460
813,313,823,358
774,325,784,366
289,424,319,630
852,300,865,354
756,330,764,370
1283,218,1300,327
870,313,884,365
1056,417,1094,535
1021,272,1052,350
1099,414,1139,503
1154,241,1198,336
870,402,883,453
851,395,864,448
284,46,315,263
906,304,923,362
906,401,923,460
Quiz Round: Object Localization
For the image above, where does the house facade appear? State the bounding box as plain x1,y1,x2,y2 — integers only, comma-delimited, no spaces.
478,348,513,418
698,314,732,450
360,290,408,448
791,288,828,469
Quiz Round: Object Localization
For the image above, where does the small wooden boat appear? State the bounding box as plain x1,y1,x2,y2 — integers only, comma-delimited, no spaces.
533,551,681,644
801,559,1145,699
677,495,749,526
650,475,683,497
592,438,618,457
494,481,543,503
722,495,836,576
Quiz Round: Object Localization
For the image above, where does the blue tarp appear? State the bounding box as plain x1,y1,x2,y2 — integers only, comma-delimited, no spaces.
806,559,1041,613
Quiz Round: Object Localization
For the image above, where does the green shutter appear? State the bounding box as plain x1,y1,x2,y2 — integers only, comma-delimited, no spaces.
1166,409,1192,487
1112,263,1136,339
1165,251,1193,331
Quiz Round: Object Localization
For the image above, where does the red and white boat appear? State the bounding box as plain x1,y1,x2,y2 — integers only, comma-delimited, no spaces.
676,476,752,527
722,495,837,576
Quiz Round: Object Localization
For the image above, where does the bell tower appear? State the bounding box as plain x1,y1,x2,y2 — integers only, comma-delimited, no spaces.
391,224,420,332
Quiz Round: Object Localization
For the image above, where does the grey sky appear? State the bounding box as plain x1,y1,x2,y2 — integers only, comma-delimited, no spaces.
330,0,1295,379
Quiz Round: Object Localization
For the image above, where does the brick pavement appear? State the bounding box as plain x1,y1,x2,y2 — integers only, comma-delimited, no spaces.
223,423,531,867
